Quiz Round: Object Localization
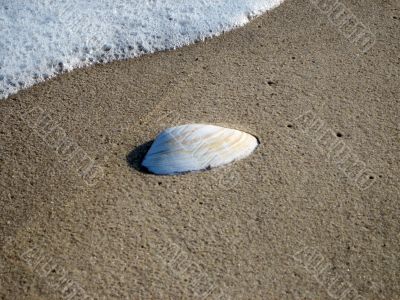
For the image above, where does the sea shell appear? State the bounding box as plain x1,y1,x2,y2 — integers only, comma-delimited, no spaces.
141,124,259,175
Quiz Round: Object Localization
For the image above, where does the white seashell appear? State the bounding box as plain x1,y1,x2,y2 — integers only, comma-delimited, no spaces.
141,124,259,175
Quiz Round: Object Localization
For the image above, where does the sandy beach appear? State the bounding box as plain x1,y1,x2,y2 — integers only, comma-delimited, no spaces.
1,0,399,299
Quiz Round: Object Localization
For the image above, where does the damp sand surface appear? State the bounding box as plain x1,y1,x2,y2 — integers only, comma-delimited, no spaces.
1,0,399,298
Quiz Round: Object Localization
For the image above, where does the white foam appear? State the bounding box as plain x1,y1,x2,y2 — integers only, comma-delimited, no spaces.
0,0,284,99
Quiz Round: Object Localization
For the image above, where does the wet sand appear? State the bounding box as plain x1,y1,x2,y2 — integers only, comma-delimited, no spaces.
1,0,399,299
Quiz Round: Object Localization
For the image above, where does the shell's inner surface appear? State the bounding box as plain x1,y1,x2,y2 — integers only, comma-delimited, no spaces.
141,124,259,175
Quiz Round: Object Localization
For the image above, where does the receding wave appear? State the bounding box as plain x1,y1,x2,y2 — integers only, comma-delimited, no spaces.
0,0,284,99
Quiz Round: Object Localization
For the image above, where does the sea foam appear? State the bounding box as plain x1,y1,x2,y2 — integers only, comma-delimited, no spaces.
0,0,283,99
